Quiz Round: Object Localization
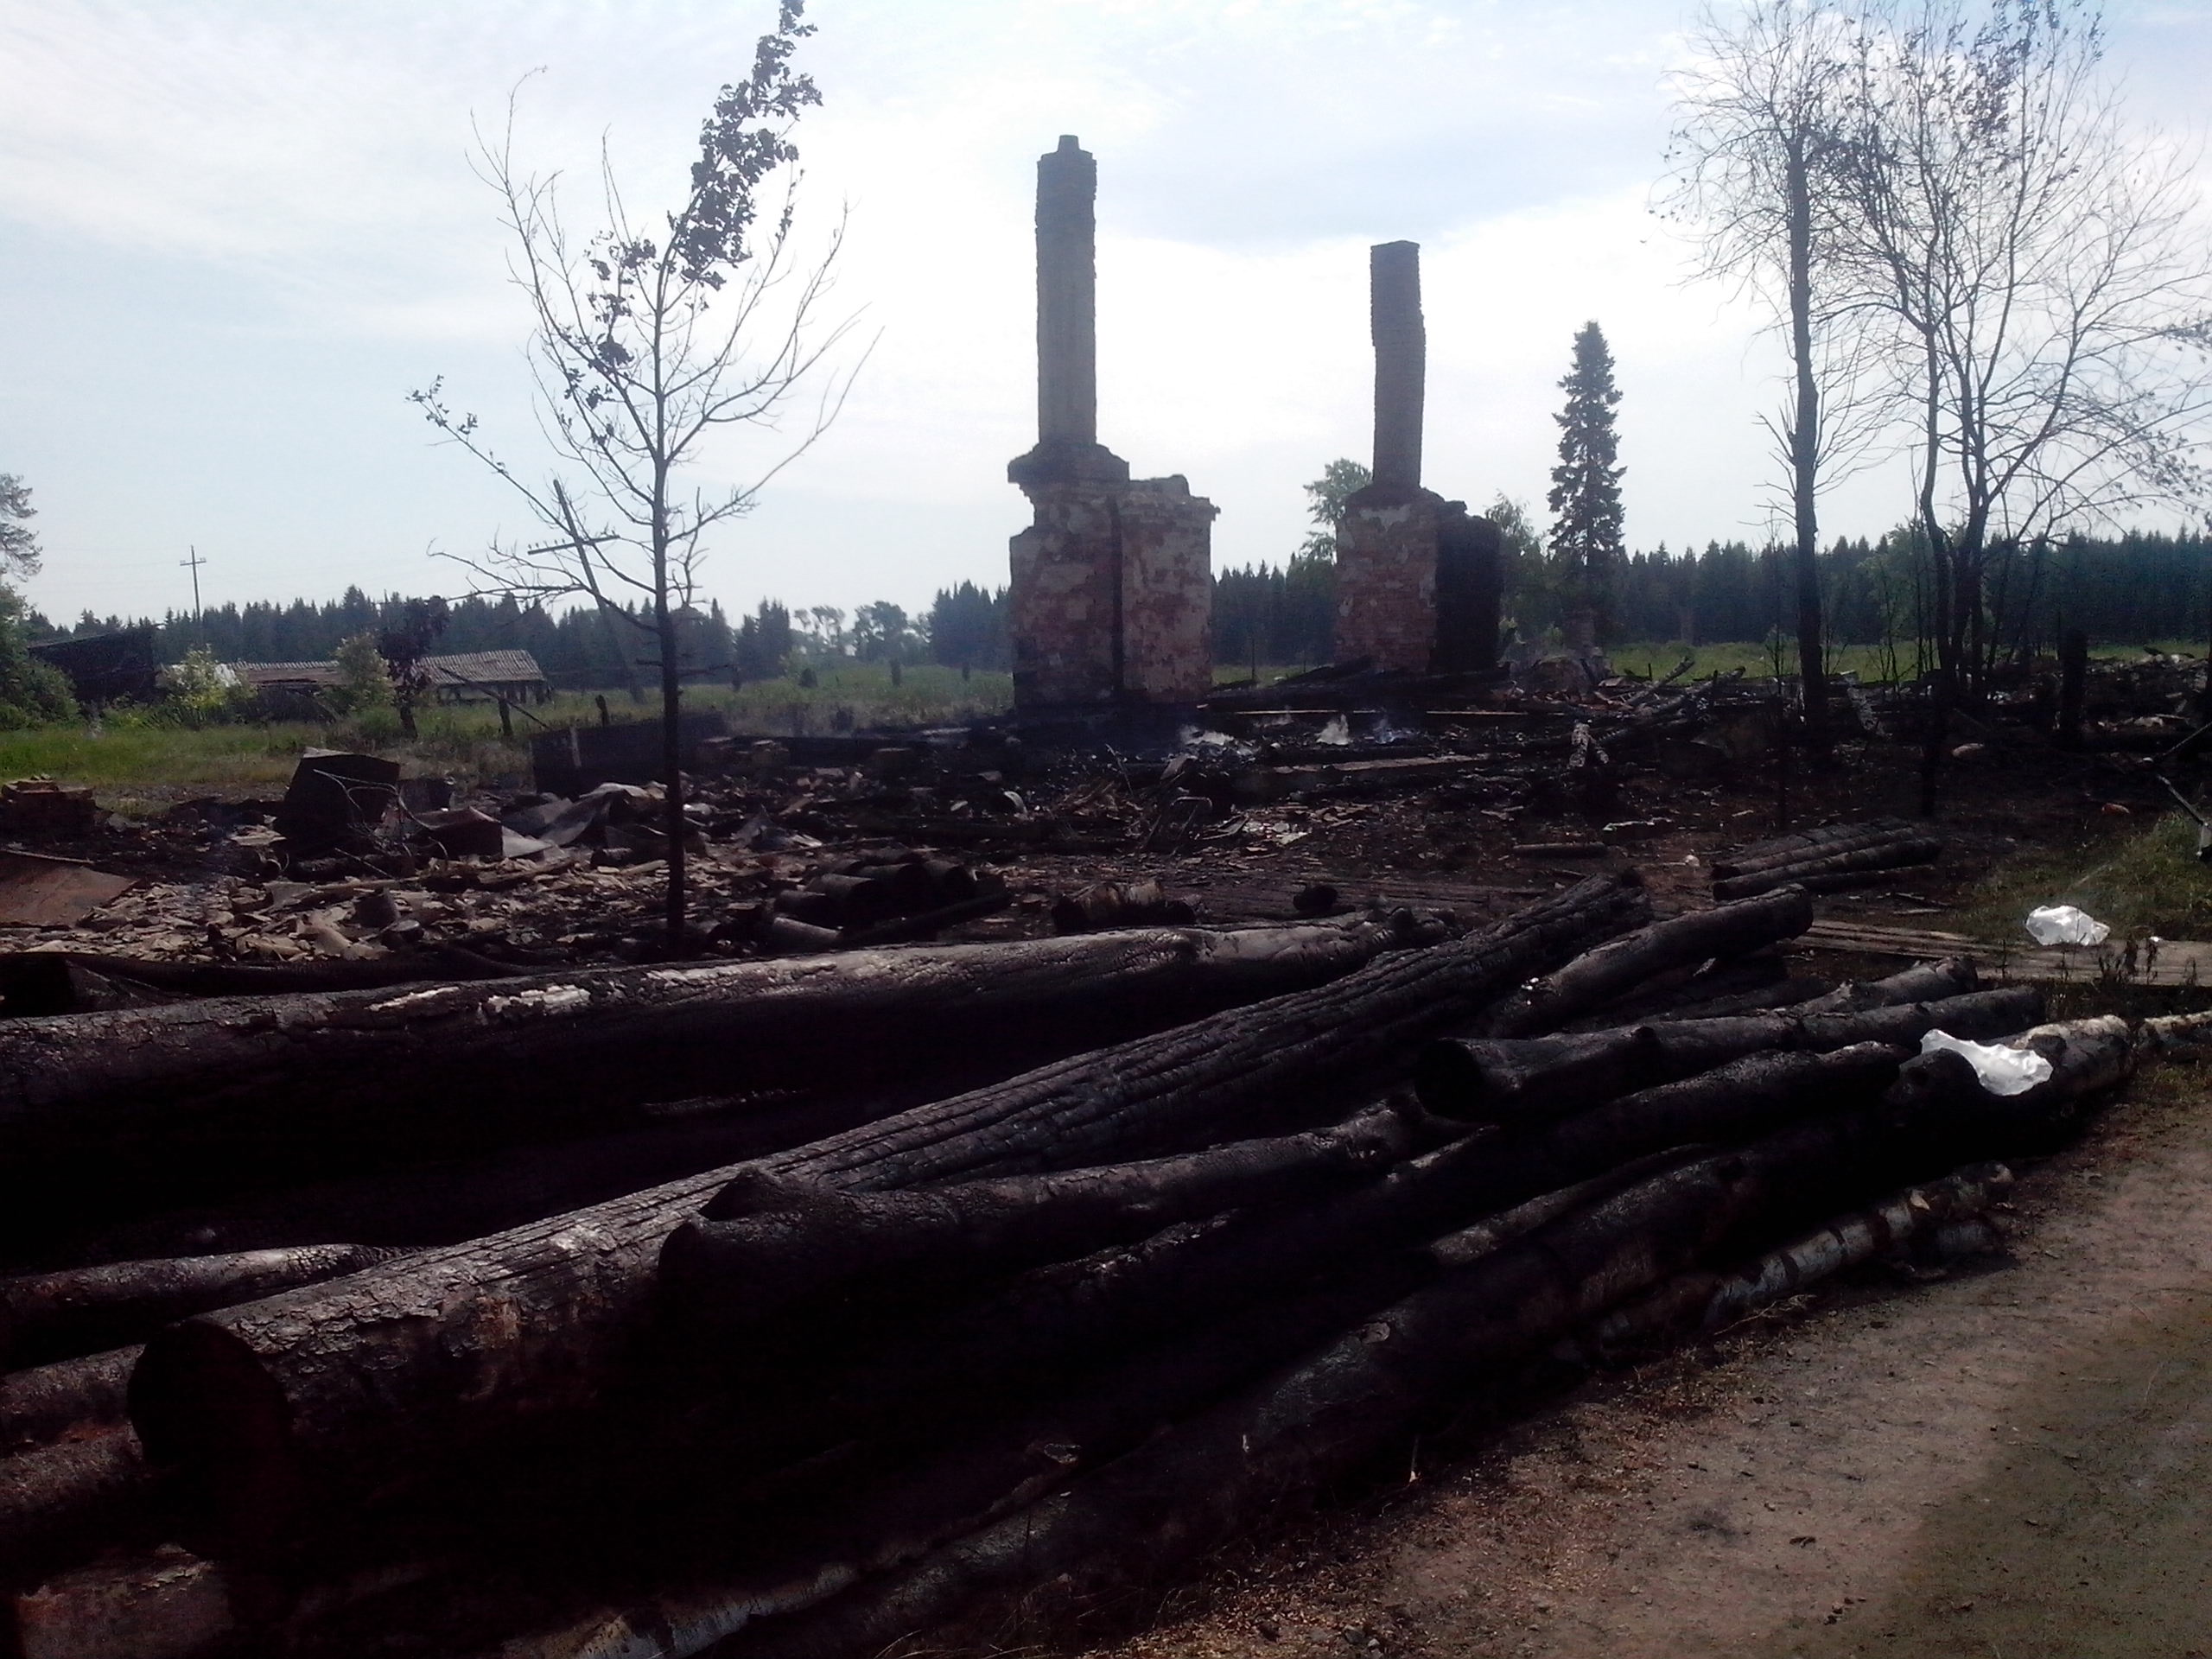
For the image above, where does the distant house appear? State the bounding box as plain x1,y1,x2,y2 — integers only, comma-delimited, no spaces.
228,652,550,708
29,628,161,706
421,651,551,706
228,660,346,696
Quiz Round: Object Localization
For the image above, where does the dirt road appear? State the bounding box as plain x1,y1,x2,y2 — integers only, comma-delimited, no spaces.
1084,1068,2212,1659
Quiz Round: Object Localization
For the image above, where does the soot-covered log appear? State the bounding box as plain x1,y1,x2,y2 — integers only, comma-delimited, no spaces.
664,1052,1902,1480
0,1244,403,1370
1709,818,1916,880
0,1430,152,1586
1418,986,2044,1123
35,1085,906,1271
1555,950,1800,1029
1525,1043,1906,1175
1801,957,1979,1012
0,919,1427,1243
443,1169,1671,1659
1475,887,1813,1039
1712,834,1943,900
128,877,1648,1547
0,945,531,1017
662,1105,1416,1332
0,1347,135,1455
1577,1160,2014,1361
705,1148,1794,1659
749,874,1645,1192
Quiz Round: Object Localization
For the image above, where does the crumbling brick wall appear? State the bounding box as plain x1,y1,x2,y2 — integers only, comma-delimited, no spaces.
1009,476,1215,706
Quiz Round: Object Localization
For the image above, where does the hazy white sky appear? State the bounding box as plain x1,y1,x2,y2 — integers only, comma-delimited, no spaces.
2,0,2207,627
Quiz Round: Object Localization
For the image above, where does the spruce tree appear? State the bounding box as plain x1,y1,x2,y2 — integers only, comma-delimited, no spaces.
1546,321,1624,649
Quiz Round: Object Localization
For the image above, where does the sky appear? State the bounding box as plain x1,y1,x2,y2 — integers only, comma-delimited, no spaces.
1,0,2208,630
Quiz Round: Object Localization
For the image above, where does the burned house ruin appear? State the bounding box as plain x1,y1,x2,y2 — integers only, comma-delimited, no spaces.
1332,241,1503,675
1007,137,1216,709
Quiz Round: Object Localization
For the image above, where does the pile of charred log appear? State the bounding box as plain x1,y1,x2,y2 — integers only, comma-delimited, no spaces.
1709,817,1944,899
0,872,2144,1658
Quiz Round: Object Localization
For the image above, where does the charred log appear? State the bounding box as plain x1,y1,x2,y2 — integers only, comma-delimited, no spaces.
438,1173,1666,1659
663,1106,1416,1332
0,945,530,1016
0,1430,152,1587
0,1347,135,1455
1419,987,2044,1123
705,1150,1785,1659
128,878,1647,1546
1476,887,1812,1039
1712,835,1943,901
1575,1161,2014,1361
1800,957,1978,1012
1710,818,1917,880
1,1245,403,1370
0,919,1427,1244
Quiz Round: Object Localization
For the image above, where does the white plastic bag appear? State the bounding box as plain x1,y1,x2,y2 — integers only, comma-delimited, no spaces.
1919,1029,2054,1096
2025,904,2111,947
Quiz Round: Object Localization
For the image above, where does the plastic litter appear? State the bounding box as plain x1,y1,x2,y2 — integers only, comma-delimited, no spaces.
2024,905,2111,947
1919,1029,2054,1096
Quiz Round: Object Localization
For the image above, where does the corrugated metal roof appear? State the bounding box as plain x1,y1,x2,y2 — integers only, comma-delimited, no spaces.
423,651,546,685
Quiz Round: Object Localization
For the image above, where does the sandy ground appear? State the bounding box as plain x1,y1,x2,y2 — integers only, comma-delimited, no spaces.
1077,1065,2212,1659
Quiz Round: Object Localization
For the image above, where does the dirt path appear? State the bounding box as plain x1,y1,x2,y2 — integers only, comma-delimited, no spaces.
1084,1068,2212,1659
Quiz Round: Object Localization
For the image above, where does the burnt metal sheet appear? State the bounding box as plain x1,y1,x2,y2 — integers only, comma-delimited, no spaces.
0,851,137,927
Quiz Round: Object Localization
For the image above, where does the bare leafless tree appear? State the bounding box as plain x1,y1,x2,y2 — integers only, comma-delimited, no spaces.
1663,0,1892,759
411,0,867,950
1837,0,2212,714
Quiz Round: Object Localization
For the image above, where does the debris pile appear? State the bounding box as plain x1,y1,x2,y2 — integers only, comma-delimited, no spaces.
0,871,2145,1659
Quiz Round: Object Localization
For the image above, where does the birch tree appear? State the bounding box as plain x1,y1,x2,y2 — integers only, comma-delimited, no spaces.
1664,0,1886,755
1839,0,2212,706
411,0,865,949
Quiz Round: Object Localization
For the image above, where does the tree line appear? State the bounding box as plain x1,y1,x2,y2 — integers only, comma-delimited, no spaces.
33,518,2211,696
1212,524,2212,671
29,581,1024,685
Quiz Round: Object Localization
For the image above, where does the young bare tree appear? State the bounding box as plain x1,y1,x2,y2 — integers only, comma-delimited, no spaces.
1837,0,2212,712
1663,0,1890,758
412,0,865,950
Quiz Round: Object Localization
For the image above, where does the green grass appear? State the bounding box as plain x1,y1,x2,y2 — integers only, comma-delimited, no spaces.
0,664,1015,814
1960,811,2212,944
1608,638,2206,684
0,725,318,808
696,663,1012,734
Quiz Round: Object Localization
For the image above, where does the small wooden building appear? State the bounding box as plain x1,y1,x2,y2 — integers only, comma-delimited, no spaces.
228,652,551,709
422,652,551,706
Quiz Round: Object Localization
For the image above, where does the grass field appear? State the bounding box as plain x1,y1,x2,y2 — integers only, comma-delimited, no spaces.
1961,810,2212,944
0,664,1016,814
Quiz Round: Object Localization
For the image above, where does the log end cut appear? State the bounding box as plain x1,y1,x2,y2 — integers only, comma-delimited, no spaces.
127,1320,299,1546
